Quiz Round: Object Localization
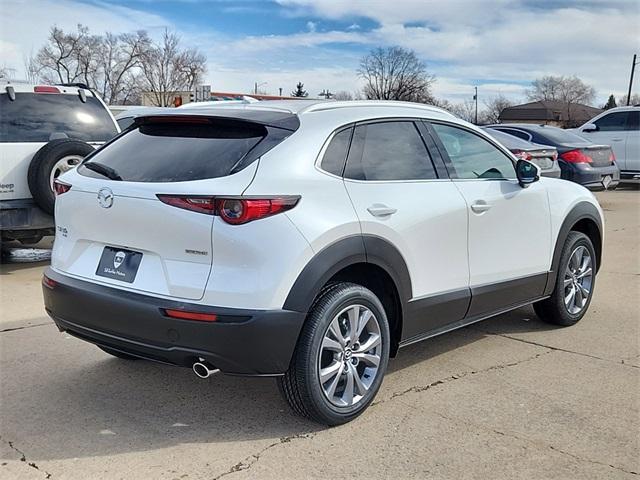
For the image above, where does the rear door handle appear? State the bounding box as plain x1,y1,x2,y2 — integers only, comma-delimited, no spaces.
470,201,492,214
611,138,623,142
367,204,397,217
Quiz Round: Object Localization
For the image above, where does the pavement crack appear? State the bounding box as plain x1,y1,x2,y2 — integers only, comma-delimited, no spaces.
0,322,51,334
375,350,551,406
212,432,315,479
433,412,638,476
2,437,52,478
474,329,639,369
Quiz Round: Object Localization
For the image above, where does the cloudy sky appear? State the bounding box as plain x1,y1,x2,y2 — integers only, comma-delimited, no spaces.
1,0,638,105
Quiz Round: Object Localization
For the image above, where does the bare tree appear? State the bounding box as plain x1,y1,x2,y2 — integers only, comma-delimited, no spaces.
619,93,640,106
36,25,99,85
526,75,596,126
332,90,353,101
97,31,150,104
140,29,206,107
358,46,435,102
23,52,40,83
482,94,513,124
450,99,477,123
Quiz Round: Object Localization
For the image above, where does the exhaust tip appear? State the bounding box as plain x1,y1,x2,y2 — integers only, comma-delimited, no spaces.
192,361,218,379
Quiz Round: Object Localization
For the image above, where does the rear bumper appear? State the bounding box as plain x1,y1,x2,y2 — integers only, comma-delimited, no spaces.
0,199,53,234
42,268,305,376
620,171,640,183
559,161,620,190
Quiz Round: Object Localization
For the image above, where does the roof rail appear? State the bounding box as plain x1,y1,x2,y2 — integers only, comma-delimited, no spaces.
300,100,456,117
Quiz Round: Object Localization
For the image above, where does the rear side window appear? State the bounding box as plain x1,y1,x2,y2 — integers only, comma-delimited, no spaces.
432,123,516,180
320,127,352,176
344,121,436,181
80,119,269,182
0,92,117,142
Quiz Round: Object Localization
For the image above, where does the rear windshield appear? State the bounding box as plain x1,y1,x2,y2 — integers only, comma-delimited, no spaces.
529,126,591,145
0,92,117,143
483,128,532,149
79,119,270,182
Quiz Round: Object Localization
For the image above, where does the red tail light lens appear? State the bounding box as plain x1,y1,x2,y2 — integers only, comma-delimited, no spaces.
609,151,616,163
34,86,60,94
163,308,217,322
560,149,593,164
157,195,300,224
157,195,216,214
511,149,532,161
42,274,57,289
53,180,71,195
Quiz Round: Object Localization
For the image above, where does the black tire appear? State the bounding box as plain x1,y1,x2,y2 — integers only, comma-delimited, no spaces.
27,139,94,215
98,346,139,360
278,282,390,426
534,231,596,326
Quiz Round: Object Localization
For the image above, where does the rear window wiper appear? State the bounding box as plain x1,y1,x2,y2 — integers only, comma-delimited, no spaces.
83,162,123,181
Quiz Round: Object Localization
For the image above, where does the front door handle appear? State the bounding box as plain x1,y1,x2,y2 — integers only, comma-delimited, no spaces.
611,138,623,142
470,201,492,214
367,204,397,217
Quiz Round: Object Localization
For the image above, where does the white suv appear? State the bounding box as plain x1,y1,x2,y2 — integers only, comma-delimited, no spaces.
42,101,604,425
572,105,639,182
0,82,118,244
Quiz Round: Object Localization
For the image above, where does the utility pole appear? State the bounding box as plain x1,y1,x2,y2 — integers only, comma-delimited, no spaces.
627,54,638,106
473,86,478,124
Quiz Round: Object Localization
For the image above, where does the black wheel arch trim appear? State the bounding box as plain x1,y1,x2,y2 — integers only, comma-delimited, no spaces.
282,234,412,313
544,201,603,296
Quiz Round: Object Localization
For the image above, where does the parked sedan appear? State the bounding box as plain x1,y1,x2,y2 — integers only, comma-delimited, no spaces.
487,124,619,190
482,127,561,178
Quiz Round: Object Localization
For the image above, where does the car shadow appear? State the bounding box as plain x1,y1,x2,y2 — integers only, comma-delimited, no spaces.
1,305,559,463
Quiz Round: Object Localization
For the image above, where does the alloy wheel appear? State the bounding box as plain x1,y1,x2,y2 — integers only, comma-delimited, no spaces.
563,245,593,315
317,304,382,407
49,155,83,191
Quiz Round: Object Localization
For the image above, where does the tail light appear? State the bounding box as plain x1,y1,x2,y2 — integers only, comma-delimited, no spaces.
511,149,532,161
609,151,616,164
551,151,558,161
34,86,60,94
157,195,300,225
53,180,71,195
560,149,593,164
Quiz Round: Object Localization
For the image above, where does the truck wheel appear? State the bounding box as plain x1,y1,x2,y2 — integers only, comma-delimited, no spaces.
27,139,94,215
278,282,390,425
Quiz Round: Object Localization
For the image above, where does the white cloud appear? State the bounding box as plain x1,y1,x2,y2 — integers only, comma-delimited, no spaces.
2,0,638,105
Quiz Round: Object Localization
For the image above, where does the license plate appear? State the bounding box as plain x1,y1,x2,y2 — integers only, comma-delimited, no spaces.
96,247,142,283
602,175,612,189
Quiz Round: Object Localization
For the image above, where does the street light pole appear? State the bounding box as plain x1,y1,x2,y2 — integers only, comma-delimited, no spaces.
474,86,478,124
626,54,638,106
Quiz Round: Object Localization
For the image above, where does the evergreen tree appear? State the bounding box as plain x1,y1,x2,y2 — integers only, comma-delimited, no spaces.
603,94,617,110
291,82,308,97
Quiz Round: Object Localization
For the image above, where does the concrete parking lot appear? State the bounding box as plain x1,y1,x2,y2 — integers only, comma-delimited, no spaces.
1,189,638,480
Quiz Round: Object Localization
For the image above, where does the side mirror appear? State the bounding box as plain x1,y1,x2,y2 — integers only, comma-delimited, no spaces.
582,123,598,132
516,159,540,188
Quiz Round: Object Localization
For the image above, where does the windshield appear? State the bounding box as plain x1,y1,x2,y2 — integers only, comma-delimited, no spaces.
529,126,592,145
483,128,532,149
0,92,117,143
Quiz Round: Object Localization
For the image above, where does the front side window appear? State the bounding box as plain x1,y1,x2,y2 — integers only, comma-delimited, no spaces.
432,123,516,180
594,112,628,131
344,121,436,181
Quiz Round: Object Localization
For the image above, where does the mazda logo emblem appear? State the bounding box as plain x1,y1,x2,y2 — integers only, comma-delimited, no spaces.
97,188,114,209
